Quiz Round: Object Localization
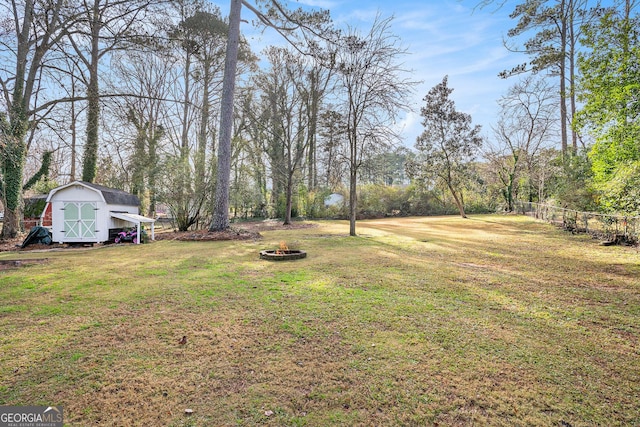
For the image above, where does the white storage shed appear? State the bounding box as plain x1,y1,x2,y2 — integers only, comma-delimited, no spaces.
43,181,155,244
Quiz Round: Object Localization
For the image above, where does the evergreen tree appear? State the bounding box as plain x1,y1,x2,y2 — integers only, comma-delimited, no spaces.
407,77,482,218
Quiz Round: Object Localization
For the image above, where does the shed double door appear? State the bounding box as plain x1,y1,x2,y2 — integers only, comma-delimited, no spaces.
63,202,97,240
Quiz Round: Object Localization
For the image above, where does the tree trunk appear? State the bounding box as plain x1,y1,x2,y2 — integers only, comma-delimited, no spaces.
181,49,191,159
448,182,467,218
349,166,357,236
70,100,77,181
284,174,293,225
81,0,101,182
559,0,568,156
210,0,242,231
70,72,78,181
1,136,27,238
3,47,29,238
148,126,160,217
82,76,99,182
326,138,334,188
507,176,514,211
1,0,33,238
306,71,319,190
196,64,210,203
176,48,192,225
130,113,146,205
1,206,21,239
569,10,578,152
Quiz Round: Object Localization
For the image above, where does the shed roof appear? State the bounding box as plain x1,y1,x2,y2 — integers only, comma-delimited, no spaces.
81,182,140,206
47,181,140,206
110,212,155,224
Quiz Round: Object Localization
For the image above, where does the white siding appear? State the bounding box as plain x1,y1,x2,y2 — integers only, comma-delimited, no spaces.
48,184,138,243
106,204,139,229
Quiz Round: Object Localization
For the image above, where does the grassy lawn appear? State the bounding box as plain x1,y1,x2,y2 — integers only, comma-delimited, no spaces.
0,215,638,426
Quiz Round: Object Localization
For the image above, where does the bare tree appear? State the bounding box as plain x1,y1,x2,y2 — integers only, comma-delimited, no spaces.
178,8,230,207
229,89,268,219
486,76,557,210
318,109,347,190
209,0,332,231
0,0,85,238
65,0,161,183
302,49,334,191
251,46,322,224
237,88,269,213
110,48,173,217
333,14,415,236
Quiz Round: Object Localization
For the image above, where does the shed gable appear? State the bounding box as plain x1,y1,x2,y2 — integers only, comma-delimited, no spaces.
50,184,103,202
47,181,140,207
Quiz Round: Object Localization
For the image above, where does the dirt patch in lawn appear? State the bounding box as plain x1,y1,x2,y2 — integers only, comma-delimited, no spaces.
0,258,49,271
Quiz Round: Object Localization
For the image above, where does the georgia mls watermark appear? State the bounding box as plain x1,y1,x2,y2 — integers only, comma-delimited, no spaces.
0,406,63,427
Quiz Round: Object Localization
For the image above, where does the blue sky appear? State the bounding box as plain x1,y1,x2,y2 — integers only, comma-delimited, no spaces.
223,0,521,146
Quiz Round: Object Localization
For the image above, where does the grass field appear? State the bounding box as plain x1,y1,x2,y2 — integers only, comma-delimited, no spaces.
0,215,638,426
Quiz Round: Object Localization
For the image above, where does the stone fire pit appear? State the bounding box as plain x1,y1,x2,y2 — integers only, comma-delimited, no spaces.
259,249,307,261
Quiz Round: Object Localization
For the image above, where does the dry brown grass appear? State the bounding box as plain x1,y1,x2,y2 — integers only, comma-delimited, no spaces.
0,215,638,426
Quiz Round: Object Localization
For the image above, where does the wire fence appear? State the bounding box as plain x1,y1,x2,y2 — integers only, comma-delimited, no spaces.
515,201,640,246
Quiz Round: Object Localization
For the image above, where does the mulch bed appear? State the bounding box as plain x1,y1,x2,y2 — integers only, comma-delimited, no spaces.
155,227,261,242
0,220,317,252
155,220,316,242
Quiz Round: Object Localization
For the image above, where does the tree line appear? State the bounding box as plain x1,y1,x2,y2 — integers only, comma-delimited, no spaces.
475,0,639,216
1,0,638,239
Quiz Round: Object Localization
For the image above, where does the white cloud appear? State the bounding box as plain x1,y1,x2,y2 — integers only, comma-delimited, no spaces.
296,0,339,9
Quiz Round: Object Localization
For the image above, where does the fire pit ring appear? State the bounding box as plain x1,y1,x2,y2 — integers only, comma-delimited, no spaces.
259,249,307,261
